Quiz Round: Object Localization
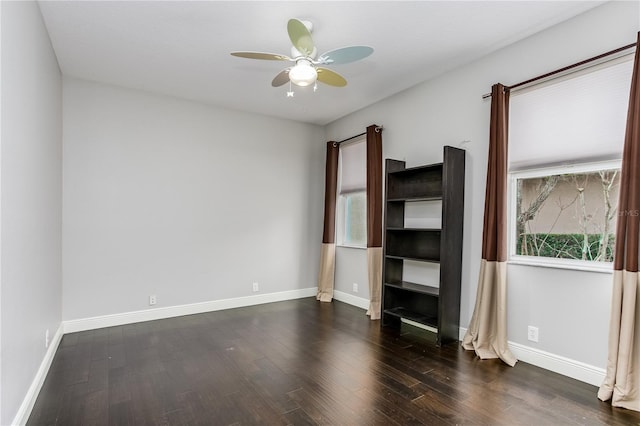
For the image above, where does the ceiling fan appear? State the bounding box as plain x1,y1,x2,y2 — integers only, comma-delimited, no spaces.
231,18,373,90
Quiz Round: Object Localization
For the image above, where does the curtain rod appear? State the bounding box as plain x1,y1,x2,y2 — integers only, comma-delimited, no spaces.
333,126,384,146
482,41,637,99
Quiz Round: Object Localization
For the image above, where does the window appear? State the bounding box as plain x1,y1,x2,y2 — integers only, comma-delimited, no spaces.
508,55,632,270
510,162,620,266
337,137,366,247
342,192,366,246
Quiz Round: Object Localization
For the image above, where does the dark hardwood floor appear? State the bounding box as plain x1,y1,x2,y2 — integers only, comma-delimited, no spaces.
28,298,640,425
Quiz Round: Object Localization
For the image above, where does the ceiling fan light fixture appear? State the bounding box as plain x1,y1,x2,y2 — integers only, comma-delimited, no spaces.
289,59,317,87
231,18,372,91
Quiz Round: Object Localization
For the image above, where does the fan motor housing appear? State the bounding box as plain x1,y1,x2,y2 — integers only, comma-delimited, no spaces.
291,46,317,60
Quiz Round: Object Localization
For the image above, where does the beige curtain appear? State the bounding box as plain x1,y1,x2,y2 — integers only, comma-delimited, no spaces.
317,142,339,303
366,125,383,319
598,33,640,411
462,84,517,367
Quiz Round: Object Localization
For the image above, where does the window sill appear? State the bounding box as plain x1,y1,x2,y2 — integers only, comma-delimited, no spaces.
336,244,367,250
508,256,613,274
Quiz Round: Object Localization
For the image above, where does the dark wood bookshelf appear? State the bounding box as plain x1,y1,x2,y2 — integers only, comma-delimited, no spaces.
386,164,444,200
384,281,440,296
383,307,438,329
381,146,465,346
385,229,441,261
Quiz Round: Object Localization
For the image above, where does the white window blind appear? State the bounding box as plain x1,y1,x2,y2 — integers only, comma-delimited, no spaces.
509,56,633,170
339,138,366,194
337,137,367,247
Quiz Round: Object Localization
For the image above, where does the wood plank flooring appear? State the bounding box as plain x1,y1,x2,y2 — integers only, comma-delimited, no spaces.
28,298,640,425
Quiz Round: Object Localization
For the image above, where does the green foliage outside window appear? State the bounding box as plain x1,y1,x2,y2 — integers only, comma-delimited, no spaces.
517,233,615,262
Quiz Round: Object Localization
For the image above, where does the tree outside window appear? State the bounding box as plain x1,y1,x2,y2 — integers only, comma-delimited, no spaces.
515,166,619,262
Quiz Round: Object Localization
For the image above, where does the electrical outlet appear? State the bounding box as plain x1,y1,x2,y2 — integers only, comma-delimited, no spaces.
149,294,157,306
527,326,539,342
352,283,358,293
253,282,259,292
45,329,50,348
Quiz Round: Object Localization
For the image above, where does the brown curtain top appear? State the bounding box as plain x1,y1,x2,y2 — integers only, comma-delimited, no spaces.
481,83,510,262
366,124,383,248
322,141,339,244
614,32,640,272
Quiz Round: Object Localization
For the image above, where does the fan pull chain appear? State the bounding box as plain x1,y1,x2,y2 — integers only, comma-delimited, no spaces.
287,80,294,97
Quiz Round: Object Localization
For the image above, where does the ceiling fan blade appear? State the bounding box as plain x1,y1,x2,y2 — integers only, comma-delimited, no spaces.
231,51,291,61
318,46,374,65
287,19,315,56
317,68,347,87
272,69,291,87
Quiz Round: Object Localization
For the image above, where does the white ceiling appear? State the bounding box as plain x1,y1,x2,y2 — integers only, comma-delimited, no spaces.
38,1,606,126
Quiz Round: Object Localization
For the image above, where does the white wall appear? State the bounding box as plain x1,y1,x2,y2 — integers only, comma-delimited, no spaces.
63,78,325,321
327,1,639,371
1,2,63,424
335,246,369,300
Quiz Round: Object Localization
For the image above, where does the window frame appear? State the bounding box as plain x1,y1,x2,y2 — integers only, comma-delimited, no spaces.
507,159,621,273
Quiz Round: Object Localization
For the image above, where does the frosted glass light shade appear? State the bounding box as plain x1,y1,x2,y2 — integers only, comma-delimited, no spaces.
289,60,317,87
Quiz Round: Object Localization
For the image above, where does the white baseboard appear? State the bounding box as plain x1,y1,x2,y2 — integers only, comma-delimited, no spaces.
333,290,369,310
12,324,64,426
508,342,605,387
458,327,605,386
64,287,317,333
